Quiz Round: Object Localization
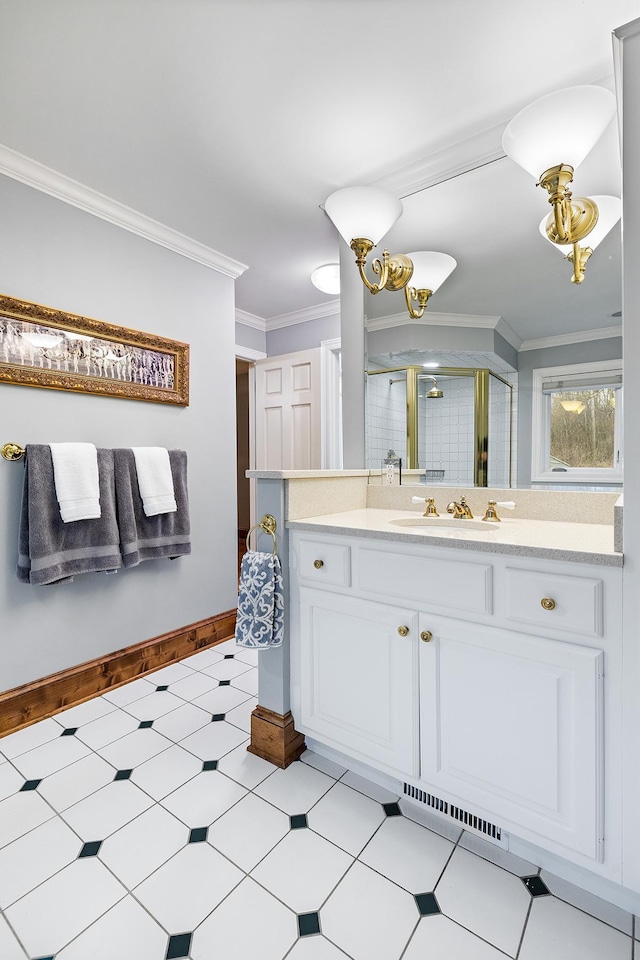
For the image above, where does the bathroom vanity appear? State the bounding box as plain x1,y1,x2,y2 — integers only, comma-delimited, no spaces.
285,499,623,882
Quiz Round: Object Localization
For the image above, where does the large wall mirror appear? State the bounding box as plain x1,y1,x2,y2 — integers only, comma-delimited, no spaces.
363,102,622,490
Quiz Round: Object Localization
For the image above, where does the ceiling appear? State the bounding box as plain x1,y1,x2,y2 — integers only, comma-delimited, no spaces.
0,0,638,339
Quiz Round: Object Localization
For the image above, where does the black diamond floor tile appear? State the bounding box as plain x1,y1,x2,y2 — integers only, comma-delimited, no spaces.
189,827,208,843
223,655,235,660
78,840,103,858
166,931,192,958
156,684,169,692
298,911,321,937
33,955,55,960
383,802,402,817
139,720,154,729
60,727,78,736
114,769,133,781
211,714,226,722
522,875,551,896
202,760,218,771
415,892,441,916
218,680,231,687
290,814,308,829
20,779,42,792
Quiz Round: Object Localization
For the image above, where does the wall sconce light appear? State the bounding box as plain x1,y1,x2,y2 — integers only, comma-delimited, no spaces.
323,186,456,318
538,195,621,284
502,85,617,281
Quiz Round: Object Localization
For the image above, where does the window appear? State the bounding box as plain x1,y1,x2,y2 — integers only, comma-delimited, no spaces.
531,361,623,484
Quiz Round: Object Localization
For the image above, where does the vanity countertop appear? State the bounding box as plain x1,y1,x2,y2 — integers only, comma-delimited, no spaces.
287,508,622,567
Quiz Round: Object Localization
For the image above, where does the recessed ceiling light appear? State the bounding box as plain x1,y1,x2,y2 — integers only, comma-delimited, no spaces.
422,362,440,368
311,263,340,295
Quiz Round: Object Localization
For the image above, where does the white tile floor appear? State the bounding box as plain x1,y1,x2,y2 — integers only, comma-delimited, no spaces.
0,637,635,960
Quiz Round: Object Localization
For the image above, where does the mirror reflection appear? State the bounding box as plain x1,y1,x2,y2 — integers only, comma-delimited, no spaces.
363,103,622,490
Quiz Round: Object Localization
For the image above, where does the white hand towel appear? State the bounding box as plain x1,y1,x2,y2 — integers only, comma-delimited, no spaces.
131,446,177,516
49,442,101,523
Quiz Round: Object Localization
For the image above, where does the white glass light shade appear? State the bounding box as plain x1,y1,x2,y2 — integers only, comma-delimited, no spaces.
311,263,341,295
20,332,63,349
324,186,403,245
406,251,457,292
502,85,616,179
539,196,621,253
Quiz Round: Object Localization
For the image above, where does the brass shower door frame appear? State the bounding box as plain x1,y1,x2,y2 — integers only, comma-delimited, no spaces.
366,366,512,486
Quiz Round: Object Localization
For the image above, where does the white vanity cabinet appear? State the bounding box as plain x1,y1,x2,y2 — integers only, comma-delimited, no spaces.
297,588,419,777
289,529,623,873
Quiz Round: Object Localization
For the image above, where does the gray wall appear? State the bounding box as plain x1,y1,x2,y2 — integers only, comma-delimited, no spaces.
0,176,239,691
266,313,340,356
235,320,266,354
516,336,623,485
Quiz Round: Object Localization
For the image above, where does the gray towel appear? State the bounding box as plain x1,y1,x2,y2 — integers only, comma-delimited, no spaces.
17,446,122,585
113,448,191,567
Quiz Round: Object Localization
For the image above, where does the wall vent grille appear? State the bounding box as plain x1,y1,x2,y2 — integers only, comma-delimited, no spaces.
403,783,503,841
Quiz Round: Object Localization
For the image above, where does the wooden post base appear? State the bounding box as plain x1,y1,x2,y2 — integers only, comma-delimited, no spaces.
247,705,306,768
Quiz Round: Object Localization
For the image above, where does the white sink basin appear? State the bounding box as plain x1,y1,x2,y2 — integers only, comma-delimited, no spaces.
389,516,499,533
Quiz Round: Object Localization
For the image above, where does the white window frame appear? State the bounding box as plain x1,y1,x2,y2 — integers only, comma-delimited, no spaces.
531,360,623,484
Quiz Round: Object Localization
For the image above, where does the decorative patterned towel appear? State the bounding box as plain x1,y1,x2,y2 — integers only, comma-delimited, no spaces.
235,550,284,648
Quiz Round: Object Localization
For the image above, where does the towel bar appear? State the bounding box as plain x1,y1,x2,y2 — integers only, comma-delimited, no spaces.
1,442,25,461
246,515,278,556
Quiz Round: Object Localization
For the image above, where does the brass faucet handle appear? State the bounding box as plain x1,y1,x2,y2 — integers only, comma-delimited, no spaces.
424,498,439,517
482,500,501,522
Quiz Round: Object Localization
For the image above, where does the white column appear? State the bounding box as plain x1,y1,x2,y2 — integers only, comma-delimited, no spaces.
617,16,640,894
339,237,366,467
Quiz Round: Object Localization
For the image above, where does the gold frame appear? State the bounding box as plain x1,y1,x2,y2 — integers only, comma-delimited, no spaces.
366,365,513,486
0,293,189,405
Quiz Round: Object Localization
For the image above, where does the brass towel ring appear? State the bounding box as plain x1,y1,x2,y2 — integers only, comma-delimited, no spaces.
245,514,278,556
1,442,26,461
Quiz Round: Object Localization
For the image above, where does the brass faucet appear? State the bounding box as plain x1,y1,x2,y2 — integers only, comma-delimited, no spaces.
446,496,474,519
423,498,439,517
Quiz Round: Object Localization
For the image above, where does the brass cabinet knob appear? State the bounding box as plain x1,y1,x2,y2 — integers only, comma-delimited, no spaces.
313,559,324,569
420,631,433,643
541,597,556,611
397,625,409,637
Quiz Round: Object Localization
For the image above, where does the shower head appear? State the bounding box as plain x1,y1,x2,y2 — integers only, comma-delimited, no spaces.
424,376,444,399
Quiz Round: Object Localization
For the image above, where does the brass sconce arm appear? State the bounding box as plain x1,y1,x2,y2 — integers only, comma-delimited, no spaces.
405,285,433,320
538,164,599,246
350,239,414,295
566,242,593,285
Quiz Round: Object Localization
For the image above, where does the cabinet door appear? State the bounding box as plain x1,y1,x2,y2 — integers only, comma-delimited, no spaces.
419,616,604,859
297,588,419,777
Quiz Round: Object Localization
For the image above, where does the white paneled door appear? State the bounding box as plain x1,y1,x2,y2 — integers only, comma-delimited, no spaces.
254,349,322,470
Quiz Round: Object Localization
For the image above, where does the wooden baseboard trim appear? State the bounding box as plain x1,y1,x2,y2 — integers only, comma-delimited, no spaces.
247,705,306,768
0,609,237,738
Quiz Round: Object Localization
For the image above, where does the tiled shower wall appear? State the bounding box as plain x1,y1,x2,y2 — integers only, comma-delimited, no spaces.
418,377,475,486
366,374,408,469
366,372,518,486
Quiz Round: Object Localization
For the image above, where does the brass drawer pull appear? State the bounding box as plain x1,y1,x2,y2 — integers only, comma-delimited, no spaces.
421,631,433,643
313,559,324,569
397,625,409,637
541,597,556,611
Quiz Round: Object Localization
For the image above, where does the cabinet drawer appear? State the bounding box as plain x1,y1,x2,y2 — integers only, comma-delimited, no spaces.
298,539,351,587
505,568,603,638
357,547,492,615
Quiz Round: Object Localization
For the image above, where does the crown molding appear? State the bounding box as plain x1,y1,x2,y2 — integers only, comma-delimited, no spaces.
0,143,248,279
370,123,507,198
266,299,340,331
235,309,267,332
519,325,623,352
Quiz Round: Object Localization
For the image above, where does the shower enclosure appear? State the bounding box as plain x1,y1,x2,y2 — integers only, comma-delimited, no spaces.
366,366,513,487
